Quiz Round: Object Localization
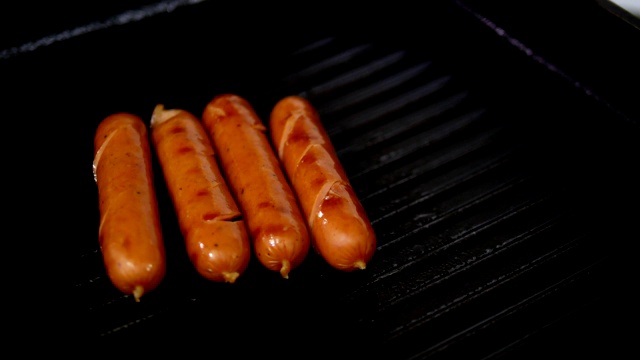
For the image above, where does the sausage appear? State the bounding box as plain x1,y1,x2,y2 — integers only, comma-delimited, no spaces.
150,105,250,283
93,113,166,302
269,95,376,271
202,94,310,279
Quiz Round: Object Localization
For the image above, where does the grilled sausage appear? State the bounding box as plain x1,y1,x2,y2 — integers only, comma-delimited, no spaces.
202,94,311,279
93,113,166,302
150,105,251,283
269,95,376,271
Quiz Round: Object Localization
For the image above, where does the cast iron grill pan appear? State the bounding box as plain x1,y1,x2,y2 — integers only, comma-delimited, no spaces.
57,1,638,358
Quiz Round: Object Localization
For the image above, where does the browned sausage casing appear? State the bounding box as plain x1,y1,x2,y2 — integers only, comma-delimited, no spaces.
150,105,251,283
269,95,376,271
93,113,166,301
202,94,311,279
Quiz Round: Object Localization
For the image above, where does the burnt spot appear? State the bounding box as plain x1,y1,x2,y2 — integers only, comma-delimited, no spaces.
170,126,186,135
196,189,209,197
288,126,310,144
310,175,326,189
320,193,347,211
185,167,202,176
300,151,317,164
176,146,194,155
256,201,273,209
121,235,133,251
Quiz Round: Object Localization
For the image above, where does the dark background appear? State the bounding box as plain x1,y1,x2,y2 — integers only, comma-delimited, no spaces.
2,0,638,356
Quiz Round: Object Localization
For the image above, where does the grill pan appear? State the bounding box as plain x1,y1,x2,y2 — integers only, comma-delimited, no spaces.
4,0,638,357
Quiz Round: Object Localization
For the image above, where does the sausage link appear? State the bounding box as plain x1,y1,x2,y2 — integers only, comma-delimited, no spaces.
269,95,376,271
150,105,251,283
202,94,310,278
93,113,166,301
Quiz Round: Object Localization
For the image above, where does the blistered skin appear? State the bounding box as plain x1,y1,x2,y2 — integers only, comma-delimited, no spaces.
150,105,250,283
269,96,377,271
93,113,166,301
202,94,310,278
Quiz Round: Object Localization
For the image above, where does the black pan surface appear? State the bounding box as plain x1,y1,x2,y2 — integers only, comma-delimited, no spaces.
3,0,638,357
